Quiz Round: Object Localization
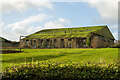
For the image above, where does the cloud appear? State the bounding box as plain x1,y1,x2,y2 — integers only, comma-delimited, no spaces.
0,22,4,28
8,14,51,34
0,14,51,41
0,22,12,40
0,14,71,41
89,2,118,20
0,0,53,13
44,18,70,29
88,1,118,40
113,31,118,40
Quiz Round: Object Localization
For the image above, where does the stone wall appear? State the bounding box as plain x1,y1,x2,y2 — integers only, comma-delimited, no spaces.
90,34,114,48
20,38,87,48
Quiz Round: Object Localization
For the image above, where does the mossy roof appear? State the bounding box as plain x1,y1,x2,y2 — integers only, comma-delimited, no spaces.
0,37,19,43
0,37,7,42
24,25,114,39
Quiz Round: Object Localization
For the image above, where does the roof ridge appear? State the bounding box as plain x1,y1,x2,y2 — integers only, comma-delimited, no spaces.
41,25,107,31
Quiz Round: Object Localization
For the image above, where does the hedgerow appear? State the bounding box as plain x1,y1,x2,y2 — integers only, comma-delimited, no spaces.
2,60,120,80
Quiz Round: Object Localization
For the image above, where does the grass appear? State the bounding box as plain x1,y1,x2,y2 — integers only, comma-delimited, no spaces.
1,48,119,79
1,48,118,69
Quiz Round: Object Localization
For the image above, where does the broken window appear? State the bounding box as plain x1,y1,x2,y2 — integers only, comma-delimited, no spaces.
26,39,29,44
61,39,64,41
47,45,50,48
68,38,72,41
83,44,87,47
31,40,36,46
21,40,24,42
83,39,86,42
54,39,57,42
30,40,32,45
47,39,49,42
68,44,72,48
41,39,43,42
34,40,36,43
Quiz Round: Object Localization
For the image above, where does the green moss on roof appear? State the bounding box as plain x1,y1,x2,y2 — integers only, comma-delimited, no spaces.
25,25,107,39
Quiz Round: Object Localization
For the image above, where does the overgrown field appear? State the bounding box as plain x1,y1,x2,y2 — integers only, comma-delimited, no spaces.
1,48,120,79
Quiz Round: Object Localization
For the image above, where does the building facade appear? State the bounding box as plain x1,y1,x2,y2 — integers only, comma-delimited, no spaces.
20,25,115,48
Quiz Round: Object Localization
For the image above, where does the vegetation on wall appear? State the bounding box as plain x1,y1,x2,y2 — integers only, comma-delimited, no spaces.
42,40,47,48
86,37,91,47
85,33,93,47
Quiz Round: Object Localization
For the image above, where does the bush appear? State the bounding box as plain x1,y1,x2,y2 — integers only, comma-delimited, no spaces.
111,44,120,48
2,61,120,80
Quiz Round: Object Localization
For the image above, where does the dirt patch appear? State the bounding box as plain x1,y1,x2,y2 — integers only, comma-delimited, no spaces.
1,50,23,54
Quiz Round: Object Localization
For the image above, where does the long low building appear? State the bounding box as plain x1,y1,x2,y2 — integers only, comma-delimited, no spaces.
0,37,19,48
20,25,115,48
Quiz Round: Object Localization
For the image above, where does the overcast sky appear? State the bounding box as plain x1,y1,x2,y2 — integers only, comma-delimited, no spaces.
0,0,118,41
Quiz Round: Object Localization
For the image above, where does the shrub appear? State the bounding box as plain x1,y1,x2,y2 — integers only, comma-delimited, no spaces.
111,44,120,48
2,61,120,80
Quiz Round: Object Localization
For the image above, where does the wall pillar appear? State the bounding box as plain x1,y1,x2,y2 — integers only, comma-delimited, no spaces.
64,38,68,48
57,38,61,48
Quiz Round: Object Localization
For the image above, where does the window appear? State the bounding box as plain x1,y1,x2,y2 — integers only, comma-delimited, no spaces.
61,39,64,41
68,44,72,48
103,39,106,42
83,44,87,47
47,45,50,48
33,45,36,48
41,39,43,42
54,39,57,42
30,40,32,45
26,39,29,44
34,40,36,43
47,39,49,42
83,39,86,42
21,40,24,42
68,38,72,41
